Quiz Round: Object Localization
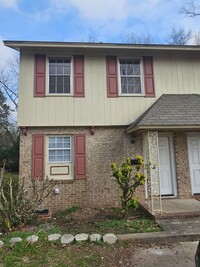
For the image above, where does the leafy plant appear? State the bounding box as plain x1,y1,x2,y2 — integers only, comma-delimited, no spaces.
110,156,145,217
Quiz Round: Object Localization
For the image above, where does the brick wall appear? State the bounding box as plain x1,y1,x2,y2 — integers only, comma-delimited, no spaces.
174,132,192,198
19,127,195,212
19,126,144,211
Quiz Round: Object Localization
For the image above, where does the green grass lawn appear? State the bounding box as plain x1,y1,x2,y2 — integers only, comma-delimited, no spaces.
0,239,129,267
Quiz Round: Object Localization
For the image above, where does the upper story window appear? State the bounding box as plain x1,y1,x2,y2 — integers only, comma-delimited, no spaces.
49,58,71,94
119,59,142,94
48,136,71,163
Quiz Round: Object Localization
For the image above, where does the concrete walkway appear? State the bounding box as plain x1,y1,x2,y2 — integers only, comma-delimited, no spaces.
158,198,200,213
142,198,200,219
129,242,198,267
157,217,200,234
118,199,200,245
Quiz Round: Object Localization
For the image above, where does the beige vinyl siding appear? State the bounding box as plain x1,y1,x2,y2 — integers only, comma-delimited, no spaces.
18,49,200,127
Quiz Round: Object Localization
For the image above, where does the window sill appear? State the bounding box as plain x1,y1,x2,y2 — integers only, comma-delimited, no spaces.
46,94,73,97
119,94,145,97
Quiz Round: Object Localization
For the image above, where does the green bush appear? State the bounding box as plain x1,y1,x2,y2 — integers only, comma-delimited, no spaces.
111,156,145,217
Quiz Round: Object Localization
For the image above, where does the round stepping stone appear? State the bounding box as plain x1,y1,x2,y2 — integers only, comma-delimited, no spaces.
9,237,23,245
0,241,3,248
48,233,61,242
75,233,89,242
26,235,39,243
103,233,117,244
61,234,74,244
89,233,102,242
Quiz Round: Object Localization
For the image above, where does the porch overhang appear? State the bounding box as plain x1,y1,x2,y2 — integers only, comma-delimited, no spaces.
126,94,200,134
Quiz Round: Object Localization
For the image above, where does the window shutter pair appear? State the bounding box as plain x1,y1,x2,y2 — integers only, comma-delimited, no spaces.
106,56,155,97
34,55,84,97
32,134,86,180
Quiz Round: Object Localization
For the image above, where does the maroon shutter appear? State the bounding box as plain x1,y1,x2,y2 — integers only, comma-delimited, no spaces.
34,55,46,97
74,134,86,180
32,134,44,180
106,56,118,97
143,56,155,97
74,55,84,97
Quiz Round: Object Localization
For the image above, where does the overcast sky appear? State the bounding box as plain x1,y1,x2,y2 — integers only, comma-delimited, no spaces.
1,0,200,65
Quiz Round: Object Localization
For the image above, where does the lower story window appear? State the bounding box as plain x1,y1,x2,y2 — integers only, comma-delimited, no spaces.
48,136,71,163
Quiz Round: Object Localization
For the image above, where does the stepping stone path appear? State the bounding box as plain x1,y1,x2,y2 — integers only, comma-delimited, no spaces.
48,233,61,242
75,233,89,242
9,237,23,245
26,235,39,244
61,234,74,244
89,233,102,242
103,233,118,244
2,232,117,248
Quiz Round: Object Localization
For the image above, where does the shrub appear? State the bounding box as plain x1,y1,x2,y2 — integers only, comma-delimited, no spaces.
111,156,145,217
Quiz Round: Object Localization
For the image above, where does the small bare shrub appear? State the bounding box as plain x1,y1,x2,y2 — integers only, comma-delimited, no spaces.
0,163,56,229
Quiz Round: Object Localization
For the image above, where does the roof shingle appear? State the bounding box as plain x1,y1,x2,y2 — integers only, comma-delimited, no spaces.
127,94,200,132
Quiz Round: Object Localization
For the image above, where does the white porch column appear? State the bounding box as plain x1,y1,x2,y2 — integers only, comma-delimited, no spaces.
143,130,162,214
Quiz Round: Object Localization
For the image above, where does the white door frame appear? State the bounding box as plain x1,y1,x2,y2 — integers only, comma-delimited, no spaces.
158,133,177,196
187,132,200,195
144,133,177,198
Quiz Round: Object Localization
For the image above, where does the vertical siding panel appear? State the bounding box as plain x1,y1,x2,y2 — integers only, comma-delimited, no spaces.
191,56,199,93
90,56,106,124
166,54,173,94
180,57,187,93
187,55,195,92
85,57,93,124
98,56,106,124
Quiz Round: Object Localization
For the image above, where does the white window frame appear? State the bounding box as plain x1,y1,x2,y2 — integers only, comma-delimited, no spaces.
46,56,73,96
48,135,72,163
118,57,144,96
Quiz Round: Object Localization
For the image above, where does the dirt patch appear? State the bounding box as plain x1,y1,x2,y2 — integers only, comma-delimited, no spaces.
69,207,122,222
49,207,161,235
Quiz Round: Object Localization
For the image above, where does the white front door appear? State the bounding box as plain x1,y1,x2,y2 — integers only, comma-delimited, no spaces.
188,135,200,194
158,136,174,195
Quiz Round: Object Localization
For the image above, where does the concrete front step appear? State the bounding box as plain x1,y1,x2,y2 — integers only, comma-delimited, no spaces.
139,199,200,220
153,211,200,220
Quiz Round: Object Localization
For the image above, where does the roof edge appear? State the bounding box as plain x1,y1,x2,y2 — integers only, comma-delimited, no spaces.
4,40,200,52
126,125,200,133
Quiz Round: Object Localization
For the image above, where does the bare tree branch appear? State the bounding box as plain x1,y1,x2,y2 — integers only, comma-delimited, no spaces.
0,80,18,110
167,28,192,45
122,33,158,44
193,31,200,44
180,0,200,17
0,55,19,111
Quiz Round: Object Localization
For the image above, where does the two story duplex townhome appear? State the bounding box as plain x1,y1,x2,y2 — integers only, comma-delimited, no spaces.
4,41,200,211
